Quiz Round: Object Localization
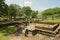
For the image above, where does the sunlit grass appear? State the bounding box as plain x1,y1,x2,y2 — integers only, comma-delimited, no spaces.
0,26,16,40
43,19,60,22
0,33,10,40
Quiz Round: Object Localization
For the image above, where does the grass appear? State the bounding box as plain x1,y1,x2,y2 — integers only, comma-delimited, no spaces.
42,19,60,22
0,33,10,40
0,26,16,40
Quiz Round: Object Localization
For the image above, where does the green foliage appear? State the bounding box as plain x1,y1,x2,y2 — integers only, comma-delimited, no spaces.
8,4,21,20
42,7,60,15
0,0,39,21
30,11,38,18
41,7,60,20
9,4,17,16
21,6,31,17
0,0,8,16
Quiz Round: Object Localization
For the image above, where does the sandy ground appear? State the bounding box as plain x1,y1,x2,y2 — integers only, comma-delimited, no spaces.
10,34,55,40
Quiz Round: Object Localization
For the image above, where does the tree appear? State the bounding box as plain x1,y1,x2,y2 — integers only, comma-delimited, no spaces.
0,0,8,17
41,7,60,20
30,11,38,18
21,6,31,25
3,4,9,19
22,6,31,17
8,4,21,21
19,8,24,17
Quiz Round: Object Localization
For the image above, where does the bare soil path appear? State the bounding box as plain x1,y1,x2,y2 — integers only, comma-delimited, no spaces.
10,34,54,40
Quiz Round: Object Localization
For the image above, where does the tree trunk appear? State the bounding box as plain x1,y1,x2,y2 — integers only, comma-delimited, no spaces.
10,16,12,21
52,16,54,20
14,16,16,21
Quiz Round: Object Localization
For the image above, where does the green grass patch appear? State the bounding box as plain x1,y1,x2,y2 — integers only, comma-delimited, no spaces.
0,26,16,40
0,26,16,33
42,19,60,22
0,33,10,40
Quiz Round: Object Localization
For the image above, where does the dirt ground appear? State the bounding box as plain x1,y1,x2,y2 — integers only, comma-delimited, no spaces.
9,23,60,40
10,33,56,40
